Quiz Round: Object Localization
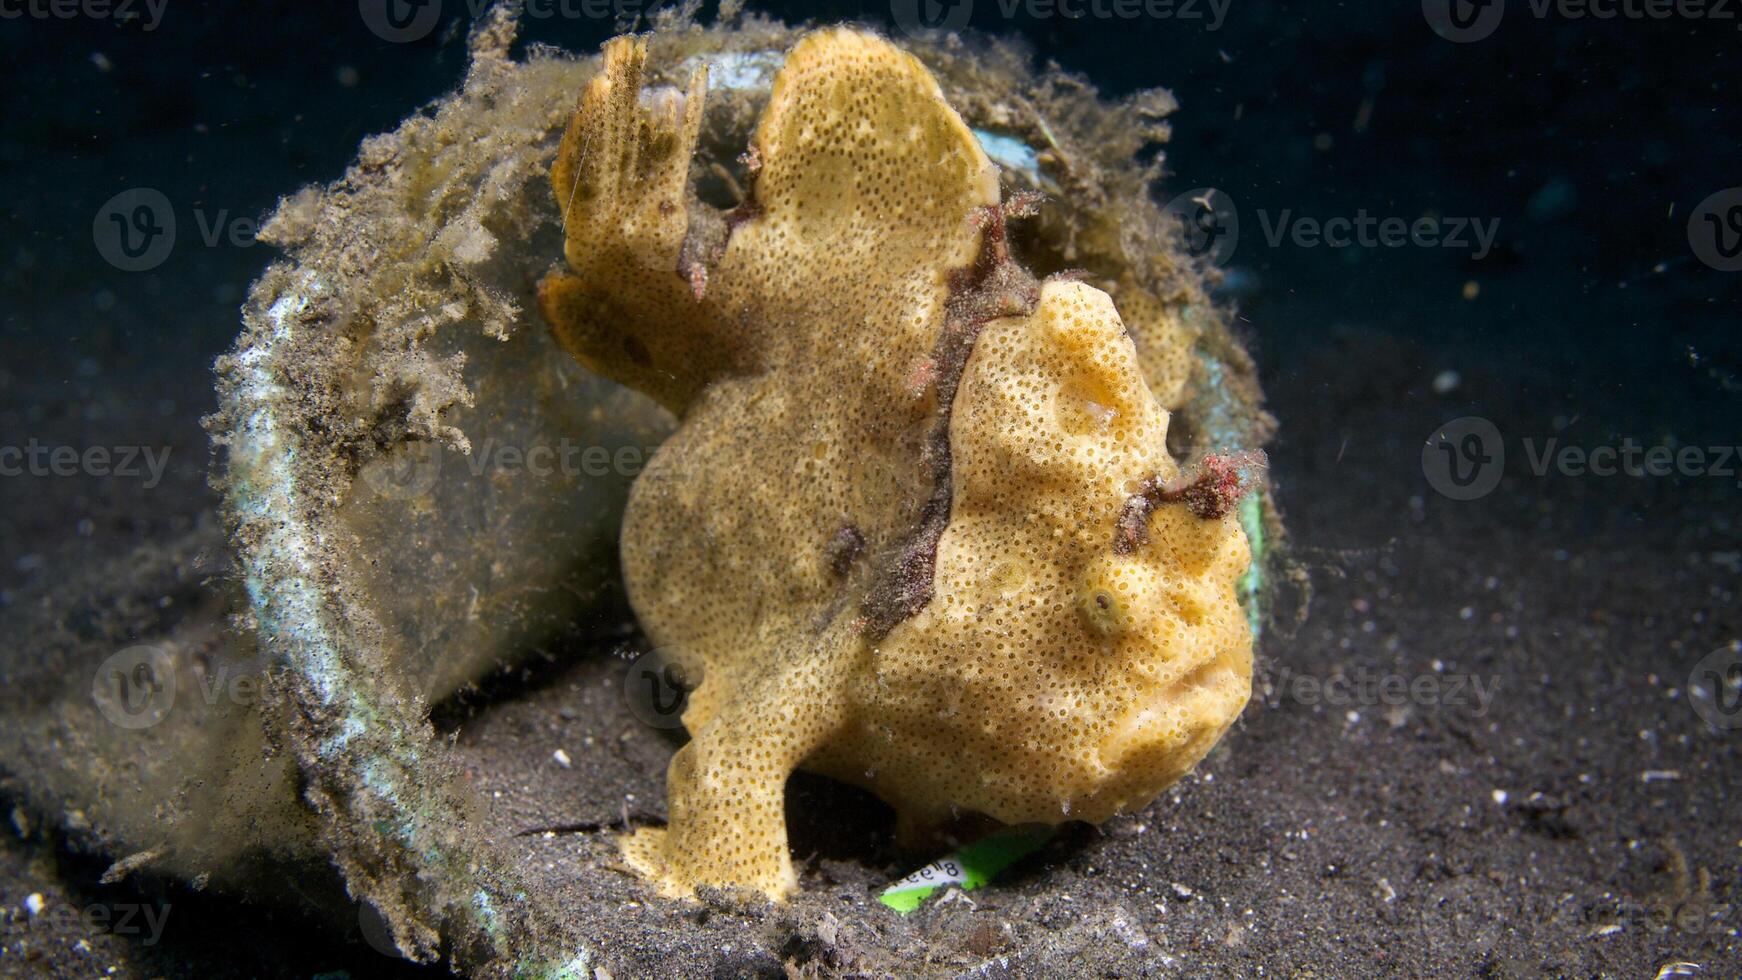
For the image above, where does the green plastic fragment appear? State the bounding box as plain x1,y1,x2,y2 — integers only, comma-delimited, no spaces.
879,825,1057,913
1237,491,1266,636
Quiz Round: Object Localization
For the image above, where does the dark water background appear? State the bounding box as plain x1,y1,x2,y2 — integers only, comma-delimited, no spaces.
2,0,1737,581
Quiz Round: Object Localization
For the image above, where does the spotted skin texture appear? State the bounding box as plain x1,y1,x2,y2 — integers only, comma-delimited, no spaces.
538,29,1253,901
